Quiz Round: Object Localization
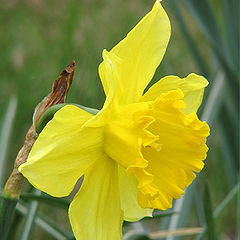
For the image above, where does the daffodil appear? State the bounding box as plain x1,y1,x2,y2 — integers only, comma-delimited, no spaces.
19,1,210,239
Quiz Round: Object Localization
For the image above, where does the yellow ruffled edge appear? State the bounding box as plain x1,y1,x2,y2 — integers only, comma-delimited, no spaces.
124,106,158,188
129,89,210,210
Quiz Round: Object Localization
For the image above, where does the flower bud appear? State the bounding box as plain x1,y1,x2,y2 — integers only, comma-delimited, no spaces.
33,61,75,131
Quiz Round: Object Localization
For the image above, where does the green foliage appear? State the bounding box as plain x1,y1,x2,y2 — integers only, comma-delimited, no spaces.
0,195,18,240
203,182,216,240
0,97,17,186
0,0,238,239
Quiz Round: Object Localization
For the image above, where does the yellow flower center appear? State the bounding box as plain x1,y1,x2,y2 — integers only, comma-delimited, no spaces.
103,89,209,210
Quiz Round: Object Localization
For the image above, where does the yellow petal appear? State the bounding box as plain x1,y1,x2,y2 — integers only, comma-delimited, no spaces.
86,50,122,127
69,156,123,240
118,165,152,221
141,73,209,114
139,89,210,209
98,50,121,101
19,105,104,197
100,0,170,105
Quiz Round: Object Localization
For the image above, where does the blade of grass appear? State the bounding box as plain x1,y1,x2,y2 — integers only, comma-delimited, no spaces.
181,0,239,99
201,71,225,124
223,94,239,154
16,201,73,240
215,58,239,109
0,97,17,240
123,211,179,240
0,195,18,240
194,180,205,226
168,0,209,76
166,182,195,240
222,0,239,74
165,195,185,240
153,211,179,219
217,121,237,187
0,97,17,186
20,193,70,209
195,182,240,240
213,182,239,219
238,177,240,240
181,0,223,49
203,182,216,240
7,209,23,240
20,189,41,240
216,81,239,188
123,231,151,240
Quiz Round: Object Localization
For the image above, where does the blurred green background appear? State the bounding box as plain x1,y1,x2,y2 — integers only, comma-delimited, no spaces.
0,0,239,239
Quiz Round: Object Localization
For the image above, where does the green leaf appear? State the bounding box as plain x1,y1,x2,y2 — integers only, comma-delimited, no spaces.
20,193,70,209
168,0,209,76
238,180,240,240
0,194,18,240
196,182,240,240
123,231,151,240
181,0,239,102
222,94,239,152
213,182,240,219
222,0,239,74
194,180,205,226
153,210,179,218
165,183,196,240
20,189,41,240
181,0,223,50
16,201,73,239
217,121,238,187
201,71,225,124
203,182,216,240
0,97,17,187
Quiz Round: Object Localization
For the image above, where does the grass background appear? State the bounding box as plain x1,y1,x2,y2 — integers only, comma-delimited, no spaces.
0,0,239,239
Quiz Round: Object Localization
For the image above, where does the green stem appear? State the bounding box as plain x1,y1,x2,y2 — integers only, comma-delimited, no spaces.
0,194,18,240
0,125,36,240
0,62,75,239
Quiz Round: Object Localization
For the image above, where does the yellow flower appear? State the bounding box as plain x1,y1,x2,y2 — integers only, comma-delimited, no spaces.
19,1,210,239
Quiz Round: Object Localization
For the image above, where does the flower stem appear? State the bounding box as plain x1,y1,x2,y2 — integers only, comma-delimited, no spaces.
0,61,75,240
0,126,36,240
0,195,18,240
2,126,36,199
